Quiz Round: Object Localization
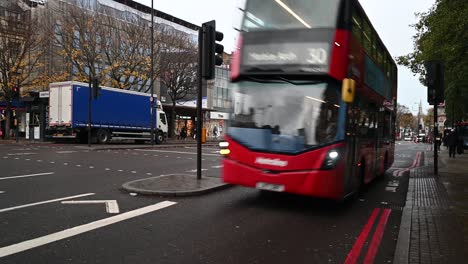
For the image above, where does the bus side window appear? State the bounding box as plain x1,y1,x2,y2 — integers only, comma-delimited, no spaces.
358,111,369,137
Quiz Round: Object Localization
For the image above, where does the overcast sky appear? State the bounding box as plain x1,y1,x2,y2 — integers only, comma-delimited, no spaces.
134,0,435,114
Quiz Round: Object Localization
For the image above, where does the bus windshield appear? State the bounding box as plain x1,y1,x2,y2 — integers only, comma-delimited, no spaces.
228,79,345,154
242,0,341,31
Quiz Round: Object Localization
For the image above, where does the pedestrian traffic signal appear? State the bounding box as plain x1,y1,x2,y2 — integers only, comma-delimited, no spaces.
425,61,444,105
12,86,20,99
92,77,100,99
201,20,224,79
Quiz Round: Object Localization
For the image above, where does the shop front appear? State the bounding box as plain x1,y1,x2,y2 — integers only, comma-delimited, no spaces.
22,91,49,141
205,111,229,140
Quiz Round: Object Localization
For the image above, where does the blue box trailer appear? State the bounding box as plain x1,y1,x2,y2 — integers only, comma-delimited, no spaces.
48,81,168,144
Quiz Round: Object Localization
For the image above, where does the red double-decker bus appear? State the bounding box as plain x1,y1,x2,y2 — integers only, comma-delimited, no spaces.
220,0,397,200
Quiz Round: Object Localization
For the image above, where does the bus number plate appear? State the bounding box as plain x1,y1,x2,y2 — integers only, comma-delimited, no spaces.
256,182,285,192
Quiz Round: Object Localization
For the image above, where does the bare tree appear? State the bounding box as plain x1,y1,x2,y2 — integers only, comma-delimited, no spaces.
0,2,45,139
54,4,103,83
396,103,411,129
99,12,159,90
159,32,198,137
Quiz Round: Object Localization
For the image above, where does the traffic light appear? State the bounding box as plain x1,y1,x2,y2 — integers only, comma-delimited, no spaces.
201,20,224,79
92,77,100,99
427,85,435,105
12,86,20,99
425,61,444,105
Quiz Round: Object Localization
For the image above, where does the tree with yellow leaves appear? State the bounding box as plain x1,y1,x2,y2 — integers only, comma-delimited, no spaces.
0,2,46,139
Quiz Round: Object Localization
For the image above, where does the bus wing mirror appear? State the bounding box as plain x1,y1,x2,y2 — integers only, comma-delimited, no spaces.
342,78,356,103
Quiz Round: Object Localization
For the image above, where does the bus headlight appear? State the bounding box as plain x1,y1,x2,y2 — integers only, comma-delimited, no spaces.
219,141,230,156
322,149,340,170
219,141,229,148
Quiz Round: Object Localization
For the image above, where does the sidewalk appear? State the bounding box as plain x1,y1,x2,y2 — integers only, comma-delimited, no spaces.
394,148,467,263
0,137,221,150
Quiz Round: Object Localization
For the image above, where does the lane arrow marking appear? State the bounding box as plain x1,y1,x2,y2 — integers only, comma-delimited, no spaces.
61,200,120,214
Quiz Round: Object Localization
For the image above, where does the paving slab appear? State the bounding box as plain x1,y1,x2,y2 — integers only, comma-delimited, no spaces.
394,149,467,264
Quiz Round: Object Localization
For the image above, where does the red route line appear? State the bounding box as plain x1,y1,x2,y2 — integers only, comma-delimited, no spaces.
344,208,380,264
396,151,421,176
363,209,392,264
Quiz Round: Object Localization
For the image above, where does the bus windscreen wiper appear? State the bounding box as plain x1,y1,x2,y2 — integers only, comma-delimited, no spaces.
276,77,322,85
244,66,285,72
245,76,322,85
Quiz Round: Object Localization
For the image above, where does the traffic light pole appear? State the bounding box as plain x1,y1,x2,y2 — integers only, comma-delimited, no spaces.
16,79,19,143
196,20,223,180
88,77,92,147
150,0,155,146
196,26,204,180
434,104,438,175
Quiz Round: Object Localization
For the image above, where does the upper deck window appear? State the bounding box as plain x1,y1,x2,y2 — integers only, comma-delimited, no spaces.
241,0,340,31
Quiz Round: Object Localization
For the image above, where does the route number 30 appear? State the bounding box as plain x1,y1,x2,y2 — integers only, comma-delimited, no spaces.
306,48,328,64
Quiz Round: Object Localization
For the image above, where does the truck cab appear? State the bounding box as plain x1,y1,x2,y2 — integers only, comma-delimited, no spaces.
155,101,168,143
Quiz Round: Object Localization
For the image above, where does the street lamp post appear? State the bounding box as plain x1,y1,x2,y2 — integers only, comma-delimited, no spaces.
150,0,155,146
451,87,459,127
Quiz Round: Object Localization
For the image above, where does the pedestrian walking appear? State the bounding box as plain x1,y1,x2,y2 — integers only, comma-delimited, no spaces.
447,129,459,158
0,111,5,139
213,125,218,139
180,126,187,140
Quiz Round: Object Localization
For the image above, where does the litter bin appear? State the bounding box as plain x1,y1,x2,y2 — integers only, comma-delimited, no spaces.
201,128,206,143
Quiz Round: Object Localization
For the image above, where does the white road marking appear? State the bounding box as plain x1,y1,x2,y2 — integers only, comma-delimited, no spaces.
36,160,42,162
131,171,137,174
0,172,55,181
25,159,31,161
186,169,208,172
211,165,223,168
14,158,19,160
118,170,123,172
0,201,176,258
7,153,36,156
184,146,219,151
0,193,95,213
56,151,78,154
105,168,111,171
146,173,152,175
136,149,220,157
63,163,68,165
89,166,94,169
76,165,82,167
0,191,4,194
50,161,55,164
61,200,120,214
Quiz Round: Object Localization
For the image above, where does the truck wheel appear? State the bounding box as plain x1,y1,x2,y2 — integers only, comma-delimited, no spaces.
96,129,110,144
156,131,164,144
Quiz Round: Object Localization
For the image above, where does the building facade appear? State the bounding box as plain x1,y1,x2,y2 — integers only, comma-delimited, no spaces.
6,0,231,140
